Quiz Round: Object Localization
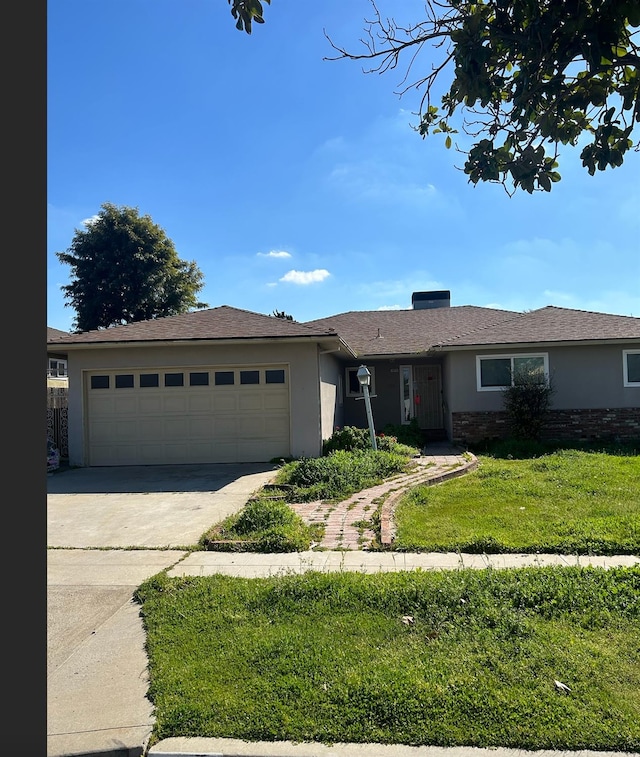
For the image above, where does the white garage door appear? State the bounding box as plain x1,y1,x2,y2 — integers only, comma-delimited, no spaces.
85,365,290,465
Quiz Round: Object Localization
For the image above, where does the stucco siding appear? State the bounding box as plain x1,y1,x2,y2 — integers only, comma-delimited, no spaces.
446,344,640,413
318,352,342,442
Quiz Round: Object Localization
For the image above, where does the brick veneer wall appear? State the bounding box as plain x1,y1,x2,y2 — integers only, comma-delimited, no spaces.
452,407,640,445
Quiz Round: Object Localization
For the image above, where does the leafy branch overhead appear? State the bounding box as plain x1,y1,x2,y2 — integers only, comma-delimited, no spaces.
229,0,270,33
323,0,640,194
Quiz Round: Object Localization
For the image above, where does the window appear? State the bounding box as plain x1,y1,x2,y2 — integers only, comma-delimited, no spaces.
240,370,260,385
215,371,234,386
265,369,285,384
164,373,184,387
48,359,67,378
189,372,209,386
400,365,413,423
476,354,548,391
345,366,376,397
90,375,109,389
623,350,640,387
115,374,134,388
140,373,159,388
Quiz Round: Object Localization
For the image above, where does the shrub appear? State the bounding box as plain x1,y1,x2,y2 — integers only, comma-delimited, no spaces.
282,449,410,502
502,368,555,440
382,418,425,449
232,499,298,535
322,426,370,454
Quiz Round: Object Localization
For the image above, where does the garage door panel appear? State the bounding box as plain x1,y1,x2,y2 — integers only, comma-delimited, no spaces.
87,366,290,465
115,420,138,440
190,418,214,437
188,394,213,412
214,417,239,435
139,396,163,413
139,419,163,437
164,418,189,436
213,394,238,411
163,396,188,413
263,393,288,410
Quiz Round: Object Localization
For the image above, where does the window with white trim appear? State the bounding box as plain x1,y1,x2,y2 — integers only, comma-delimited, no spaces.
623,350,640,387
47,358,67,378
476,353,548,391
345,366,376,397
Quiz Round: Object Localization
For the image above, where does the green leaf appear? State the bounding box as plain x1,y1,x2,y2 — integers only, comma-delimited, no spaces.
445,135,452,149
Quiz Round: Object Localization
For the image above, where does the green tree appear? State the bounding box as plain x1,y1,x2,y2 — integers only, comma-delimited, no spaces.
323,0,640,194
57,202,208,332
271,309,294,320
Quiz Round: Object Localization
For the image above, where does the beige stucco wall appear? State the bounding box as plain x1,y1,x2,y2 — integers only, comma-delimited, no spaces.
319,351,343,441
66,341,324,466
446,343,640,413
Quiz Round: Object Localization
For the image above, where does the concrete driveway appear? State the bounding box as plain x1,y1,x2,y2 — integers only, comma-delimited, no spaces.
47,462,280,548
47,462,279,757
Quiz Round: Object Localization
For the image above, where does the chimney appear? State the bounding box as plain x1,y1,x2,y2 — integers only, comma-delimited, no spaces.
412,290,451,310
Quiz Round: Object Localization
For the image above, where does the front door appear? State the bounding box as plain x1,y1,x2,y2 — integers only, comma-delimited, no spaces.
413,365,443,429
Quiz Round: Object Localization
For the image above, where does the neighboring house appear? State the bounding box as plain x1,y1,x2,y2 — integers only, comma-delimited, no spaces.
47,294,640,468
47,327,70,388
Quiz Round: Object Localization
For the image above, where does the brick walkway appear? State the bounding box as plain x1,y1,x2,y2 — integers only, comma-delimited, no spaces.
288,445,477,551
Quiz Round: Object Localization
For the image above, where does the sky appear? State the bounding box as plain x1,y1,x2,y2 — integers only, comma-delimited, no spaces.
47,0,640,332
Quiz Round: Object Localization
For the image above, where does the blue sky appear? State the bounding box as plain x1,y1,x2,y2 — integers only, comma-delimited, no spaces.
47,0,640,332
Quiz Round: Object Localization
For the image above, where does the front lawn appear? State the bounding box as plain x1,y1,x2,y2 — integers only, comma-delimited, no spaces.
392,446,640,555
137,565,640,751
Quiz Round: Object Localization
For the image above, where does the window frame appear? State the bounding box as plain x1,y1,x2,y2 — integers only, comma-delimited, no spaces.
48,358,68,378
476,353,549,392
623,349,640,387
345,366,376,398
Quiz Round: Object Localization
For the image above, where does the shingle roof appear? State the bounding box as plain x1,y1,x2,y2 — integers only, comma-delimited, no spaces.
305,306,521,356
46,306,344,346
439,306,640,347
47,327,71,341
305,305,640,356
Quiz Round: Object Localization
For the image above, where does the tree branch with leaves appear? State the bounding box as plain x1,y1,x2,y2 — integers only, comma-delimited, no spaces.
324,0,640,194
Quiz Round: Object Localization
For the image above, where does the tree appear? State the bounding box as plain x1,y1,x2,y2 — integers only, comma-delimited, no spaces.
324,0,640,194
502,366,555,440
271,309,294,320
57,202,208,332
229,0,270,33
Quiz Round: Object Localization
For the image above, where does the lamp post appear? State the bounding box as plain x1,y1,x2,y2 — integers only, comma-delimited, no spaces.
356,365,377,451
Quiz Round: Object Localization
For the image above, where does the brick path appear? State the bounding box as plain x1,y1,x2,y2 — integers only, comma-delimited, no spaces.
288,445,477,551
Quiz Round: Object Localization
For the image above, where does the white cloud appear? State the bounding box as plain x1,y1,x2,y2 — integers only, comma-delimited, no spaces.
377,304,403,311
279,269,331,285
257,250,292,259
82,215,100,227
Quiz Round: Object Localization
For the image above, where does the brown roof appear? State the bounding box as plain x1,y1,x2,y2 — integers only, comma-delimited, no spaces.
46,304,640,355
47,327,71,341
439,306,640,348
305,306,521,356
46,306,344,346
306,305,640,356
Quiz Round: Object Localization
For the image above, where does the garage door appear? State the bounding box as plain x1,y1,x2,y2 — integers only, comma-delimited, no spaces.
85,365,290,465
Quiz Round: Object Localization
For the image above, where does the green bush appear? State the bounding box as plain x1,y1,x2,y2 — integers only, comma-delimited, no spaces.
382,418,425,448
232,499,298,535
281,449,410,502
502,369,555,440
322,424,422,456
322,426,370,454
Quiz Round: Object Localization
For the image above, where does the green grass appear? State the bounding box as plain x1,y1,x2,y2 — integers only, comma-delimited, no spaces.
392,447,640,554
136,565,640,751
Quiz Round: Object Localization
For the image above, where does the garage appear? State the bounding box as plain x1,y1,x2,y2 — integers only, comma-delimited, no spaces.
85,364,290,465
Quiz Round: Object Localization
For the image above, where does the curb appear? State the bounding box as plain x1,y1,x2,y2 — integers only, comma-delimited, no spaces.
380,453,478,547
